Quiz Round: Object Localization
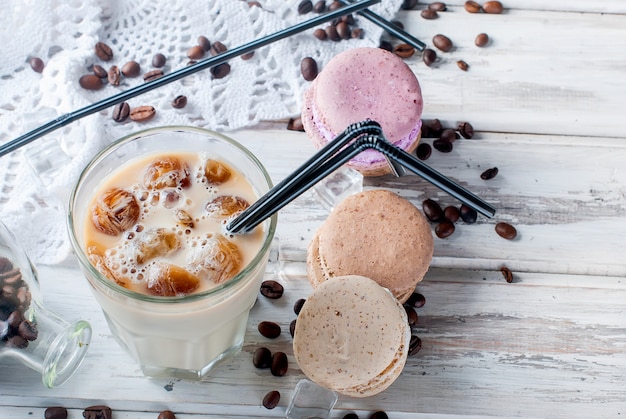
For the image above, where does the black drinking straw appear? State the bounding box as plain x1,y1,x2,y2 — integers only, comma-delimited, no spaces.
226,121,496,234
0,0,381,158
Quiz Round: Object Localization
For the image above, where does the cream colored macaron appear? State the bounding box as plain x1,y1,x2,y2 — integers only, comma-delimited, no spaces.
306,189,434,303
293,275,410,397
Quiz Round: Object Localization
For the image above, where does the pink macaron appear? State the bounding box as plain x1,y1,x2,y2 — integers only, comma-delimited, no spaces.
301,47,424,177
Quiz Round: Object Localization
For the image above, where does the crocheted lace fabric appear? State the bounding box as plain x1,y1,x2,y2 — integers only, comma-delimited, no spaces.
0,0,403,265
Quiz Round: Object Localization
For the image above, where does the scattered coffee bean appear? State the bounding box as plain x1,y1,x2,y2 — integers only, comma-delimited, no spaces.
211,63,231,79
144,69,164,82
187,60,197,67
258,321,281,339
435,221,455,238
313,28,328,41
394,43,415,59
457,121,474,139
483,1,503,14
480,167,499,180
270,351,288,376
121,60,141,77
460,204,478,224
152,53,167,68
429,2,447,11
289,319,297,337
171,95,188,109
260,280,284,299
92,64,107,78
422,119,443,138
79,74,104,90
422,199,443,222
94,42,113,61
420,9,438,19
210,41,228,56
241,51,255,60
328,1,342,11
187,45,205,60
263,390,281,409
198,35,211,52
422,48,437,67
416,143,432,160
300,57,318,81
500,266,514,283
464,1,482,13
457,60,469,71
313,1,326,13
158,410,176,419
287,116,305,132
248,1,262,7
107,65,121,86
405,293,423,312
495,222,517,240
112,102,130,122
293,299,307,316
129,105,156,122
404,305,418,326
433,138,453,152
29,57,44,73
351,28,364,39
370,412,389,419
401,0,418,9
336,21,351,40
408,335,422,356
7,335,28,349
475,33,489,47
444,206,461,223
298,0,313,14
343,414,359,419
44,406,68,419
440,128,457,143
253,347,272,368
82,405,113,419
433,34,453,52
326,25,340,42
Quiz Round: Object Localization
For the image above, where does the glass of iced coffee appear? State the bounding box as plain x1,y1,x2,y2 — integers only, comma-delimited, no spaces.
67,126,277,380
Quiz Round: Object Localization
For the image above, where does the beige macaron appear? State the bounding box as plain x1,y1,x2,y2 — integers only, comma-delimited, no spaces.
306,189,434,303
293,275,410,397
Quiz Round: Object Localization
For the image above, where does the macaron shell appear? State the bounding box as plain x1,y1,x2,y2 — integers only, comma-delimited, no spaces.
305,230,325,288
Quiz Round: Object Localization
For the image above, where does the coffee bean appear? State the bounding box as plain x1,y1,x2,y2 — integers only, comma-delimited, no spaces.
495,222,517,240
293,298,306,315
416,143,432,160
370,412,389,419
92,64,107,78
460,204,478,224
210,63,231,79
313,28,327,40
129,105,156,122
457,121,474,139
401,0,418,9
404,305,418,326
343,414,359,419
121,60,141,77
79,74,104,90
429,2,447,11
408,335,422,356
433,138,453,153
289,319,297,338
475,33,489,47
328,1,342,11
260,280,284,299
144,69,164,82
198,35,211,52
420,9,438,19
483,1,503,14
440,128,457,143
300,57,318,81
83,405,113,419
210,41,227,56
500,266,514,283
248,1,262,7
326,25,340,42
158,411,176,419
107,65,121,86
241,51,255,60
480,167,499,180
263,390,281,409
422,119,442,138
457,60,469,71
433,34,453,52
29,57,44,73
435,221,455,238
464,1,481,13
94,42,113,61
342,14,355,25
112,102,130,122
407,292,426,308
351,28,364,39
253,347,272,368
187,45,205,60
422,199,443,222
337,21,351,40
298,0,313,14
313,0,326,13
444,206,460,223
394,44,415,59
422,48,437,67
45,406,68,419
258,321,281,339
7,310,22,329
6,334,28,348
152,53,167,68
171,95,188,109
287,116,305,132
271,351,288,376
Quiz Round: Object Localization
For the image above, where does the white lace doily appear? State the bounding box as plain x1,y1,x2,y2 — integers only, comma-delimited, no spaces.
0,0,403,265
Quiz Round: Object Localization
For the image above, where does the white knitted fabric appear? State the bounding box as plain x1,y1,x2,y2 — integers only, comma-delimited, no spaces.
0,0,403,265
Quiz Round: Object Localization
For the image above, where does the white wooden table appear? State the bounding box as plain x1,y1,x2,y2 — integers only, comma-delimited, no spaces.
2,2,626,418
